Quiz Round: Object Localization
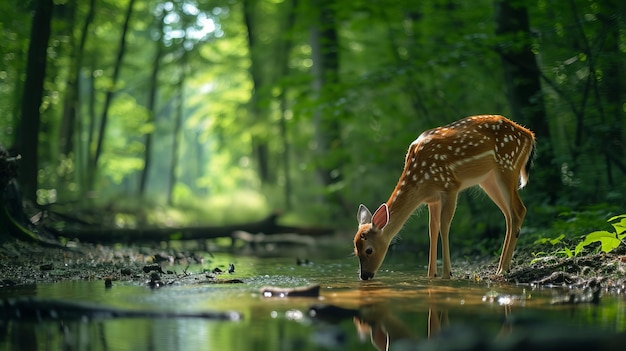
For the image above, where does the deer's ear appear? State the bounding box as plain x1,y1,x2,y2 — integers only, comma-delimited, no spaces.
371,203,389,230
357,204,372,225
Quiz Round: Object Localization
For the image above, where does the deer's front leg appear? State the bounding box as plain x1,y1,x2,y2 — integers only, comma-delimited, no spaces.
439,192,459,279
427,202,441,278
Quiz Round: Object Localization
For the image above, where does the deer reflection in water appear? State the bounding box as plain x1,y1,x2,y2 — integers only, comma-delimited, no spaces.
310,280,626,351
352,303,449,351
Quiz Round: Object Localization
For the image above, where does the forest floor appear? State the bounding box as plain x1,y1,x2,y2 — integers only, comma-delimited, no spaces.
1,235,625,296
457,248,626,297
0,239,161,288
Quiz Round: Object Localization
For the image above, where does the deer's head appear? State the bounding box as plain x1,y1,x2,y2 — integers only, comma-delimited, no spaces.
354,204,390,280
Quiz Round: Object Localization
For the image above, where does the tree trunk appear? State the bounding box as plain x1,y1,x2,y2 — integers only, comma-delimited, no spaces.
167,53,187,206
242,0,272,184
89,0,136,189
139,10,165,196
59,0,96,199
277,0,298,210
84,56,97,193
494,0,560,203
59,0,78,157
310,0,349,214
16,0,54,204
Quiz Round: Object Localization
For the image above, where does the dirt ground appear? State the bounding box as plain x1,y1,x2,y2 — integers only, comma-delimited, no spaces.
457,248,626,296
0,239,155,288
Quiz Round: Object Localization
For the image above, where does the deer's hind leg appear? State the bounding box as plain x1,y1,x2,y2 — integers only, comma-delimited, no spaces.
479,171,526,274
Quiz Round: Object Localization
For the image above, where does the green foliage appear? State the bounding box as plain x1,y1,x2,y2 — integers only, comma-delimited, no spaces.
2,0,625,231
574,215,626,256
530,213,626,265
529,233,575,264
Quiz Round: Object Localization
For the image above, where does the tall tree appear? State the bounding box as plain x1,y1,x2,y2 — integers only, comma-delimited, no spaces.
494,0,561,202
167,38,188,206
59,0,96,197
62,0,96,152
310,0,348,213
242,0,273,184
16,0,54,203
58,0,78,157
139,8,166,196
89,0,136,190
276,0,298,210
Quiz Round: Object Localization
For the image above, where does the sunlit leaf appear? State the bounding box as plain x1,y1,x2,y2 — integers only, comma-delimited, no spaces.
549,233,565,245
575,230,621,256
608,215,626,235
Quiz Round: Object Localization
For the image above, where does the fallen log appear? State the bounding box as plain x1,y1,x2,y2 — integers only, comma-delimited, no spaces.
231,230,316,248
46,212,334,244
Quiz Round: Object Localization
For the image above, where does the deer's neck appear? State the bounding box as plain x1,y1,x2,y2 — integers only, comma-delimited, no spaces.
382,183,423,241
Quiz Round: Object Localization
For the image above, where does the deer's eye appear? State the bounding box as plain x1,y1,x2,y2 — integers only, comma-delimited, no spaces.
365,247,373,255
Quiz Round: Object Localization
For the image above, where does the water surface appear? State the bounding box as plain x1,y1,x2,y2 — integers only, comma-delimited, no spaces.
1,253,624,350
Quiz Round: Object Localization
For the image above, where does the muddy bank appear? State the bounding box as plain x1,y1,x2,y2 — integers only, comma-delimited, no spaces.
457,249,626,294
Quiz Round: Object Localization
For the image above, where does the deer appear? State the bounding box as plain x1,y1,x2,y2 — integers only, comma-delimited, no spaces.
354,115,536,280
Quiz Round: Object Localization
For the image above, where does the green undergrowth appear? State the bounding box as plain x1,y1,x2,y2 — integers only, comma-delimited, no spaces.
525,208,626,265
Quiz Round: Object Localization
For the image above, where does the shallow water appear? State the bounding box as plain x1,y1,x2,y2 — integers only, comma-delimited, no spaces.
1,253,625,350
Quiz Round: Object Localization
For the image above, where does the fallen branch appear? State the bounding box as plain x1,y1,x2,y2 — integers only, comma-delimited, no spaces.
231,230,316,248
47,212,334,244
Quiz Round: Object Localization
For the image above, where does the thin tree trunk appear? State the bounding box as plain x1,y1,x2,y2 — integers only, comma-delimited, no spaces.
84,57,97,193
242,0,271,184
277,0,298,210
89,0,136,189
167,53,187,206
167,77,184,206
60,0,96,155
77,0,97,197
310,0,349,214
16,0,54,203
59,0,78,157
311,0,341,186
139,10,165,196
494,0,560,203
60,0,96,199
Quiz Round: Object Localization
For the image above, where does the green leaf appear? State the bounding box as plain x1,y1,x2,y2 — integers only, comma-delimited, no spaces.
584,230,615,241
530,257,544,265
608,215,626,235
575,230,621,255
549,233,565,245
574,241,585,256
561,247,573,258
599,237,622,253
534,234,565,246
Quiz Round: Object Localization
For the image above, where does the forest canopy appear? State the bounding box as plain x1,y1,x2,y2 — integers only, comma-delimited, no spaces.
1,0,624,242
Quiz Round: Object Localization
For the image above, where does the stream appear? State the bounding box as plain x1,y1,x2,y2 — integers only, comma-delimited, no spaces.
0,253,625,350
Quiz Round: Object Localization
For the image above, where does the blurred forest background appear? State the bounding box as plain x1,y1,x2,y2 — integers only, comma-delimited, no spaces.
1,0,624,252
